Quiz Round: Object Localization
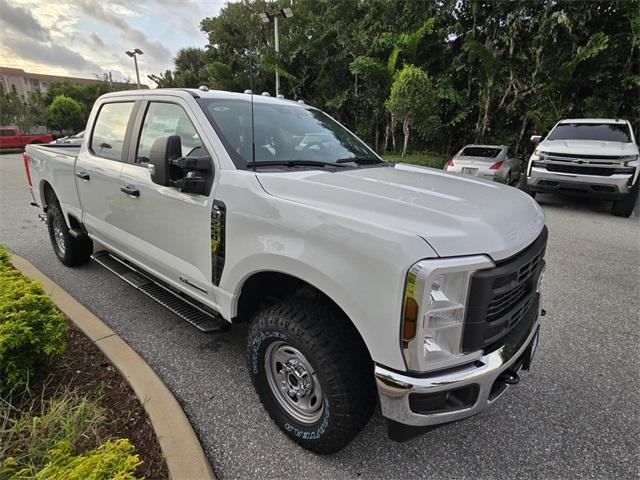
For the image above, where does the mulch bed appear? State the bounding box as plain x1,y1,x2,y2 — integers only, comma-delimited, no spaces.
24,321,169,479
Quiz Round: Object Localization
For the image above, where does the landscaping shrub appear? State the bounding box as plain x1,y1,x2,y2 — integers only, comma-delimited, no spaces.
30,439,141,480
0,246,68,394
2,439,141,480
0,388,142,479
0,390,106,473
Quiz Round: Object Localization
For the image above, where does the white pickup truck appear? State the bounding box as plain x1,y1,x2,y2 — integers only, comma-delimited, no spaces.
527,118,639,217
24,88,547,453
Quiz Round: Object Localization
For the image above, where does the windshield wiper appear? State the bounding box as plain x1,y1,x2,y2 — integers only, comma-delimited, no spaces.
245,160,348,168
335,157,384,165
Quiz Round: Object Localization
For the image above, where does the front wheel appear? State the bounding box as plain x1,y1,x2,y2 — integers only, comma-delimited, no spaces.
247,298,376,454
611,183,639,218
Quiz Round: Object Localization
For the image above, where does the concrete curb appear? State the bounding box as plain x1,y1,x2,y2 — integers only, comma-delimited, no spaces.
10,254,215,480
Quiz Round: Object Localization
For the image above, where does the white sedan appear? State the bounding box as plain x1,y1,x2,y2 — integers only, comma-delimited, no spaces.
445,144,522,185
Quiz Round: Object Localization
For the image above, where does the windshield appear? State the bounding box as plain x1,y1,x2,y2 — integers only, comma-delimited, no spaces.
547,123,631,143
460,146,502,158
197,98,382,169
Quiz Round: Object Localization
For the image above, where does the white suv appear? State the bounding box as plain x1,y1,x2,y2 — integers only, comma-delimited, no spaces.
527,118,639,217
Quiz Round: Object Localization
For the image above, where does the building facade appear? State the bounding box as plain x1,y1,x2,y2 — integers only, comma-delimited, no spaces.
0,67,142,98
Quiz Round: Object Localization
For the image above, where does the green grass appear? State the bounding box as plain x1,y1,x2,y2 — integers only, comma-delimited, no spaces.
382,152,449,169
0,389,107,476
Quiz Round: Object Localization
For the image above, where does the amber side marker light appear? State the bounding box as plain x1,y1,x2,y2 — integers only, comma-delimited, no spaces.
402,297,418,341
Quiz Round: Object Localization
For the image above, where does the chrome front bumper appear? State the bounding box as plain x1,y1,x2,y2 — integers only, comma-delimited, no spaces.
375,319,540,427
528,166,634,196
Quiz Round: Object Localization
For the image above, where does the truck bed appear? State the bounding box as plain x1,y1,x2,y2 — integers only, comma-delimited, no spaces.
25,143,82,222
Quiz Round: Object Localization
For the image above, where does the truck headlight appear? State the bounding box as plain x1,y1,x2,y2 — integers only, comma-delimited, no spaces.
401,256,494,372
619,155,639,164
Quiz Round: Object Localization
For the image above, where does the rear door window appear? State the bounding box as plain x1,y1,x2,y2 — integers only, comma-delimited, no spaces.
136,102,207,163
0,129,15,136
90,102,134,161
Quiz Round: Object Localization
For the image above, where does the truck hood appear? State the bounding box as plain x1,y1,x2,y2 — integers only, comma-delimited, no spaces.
539,139,639,157
257,163,545,261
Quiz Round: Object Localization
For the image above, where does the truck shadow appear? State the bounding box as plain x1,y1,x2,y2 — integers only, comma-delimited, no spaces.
534,192,621,217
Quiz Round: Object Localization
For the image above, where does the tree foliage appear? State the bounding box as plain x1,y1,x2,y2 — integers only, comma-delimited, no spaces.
46,95,84,134
386,66,437,156
152,0,638,155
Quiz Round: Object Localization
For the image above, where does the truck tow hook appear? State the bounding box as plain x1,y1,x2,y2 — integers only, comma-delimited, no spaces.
541,308,547,317
498,369,520,385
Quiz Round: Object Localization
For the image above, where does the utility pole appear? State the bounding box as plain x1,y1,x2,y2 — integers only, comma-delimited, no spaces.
259,8,293,97
125,49,144,89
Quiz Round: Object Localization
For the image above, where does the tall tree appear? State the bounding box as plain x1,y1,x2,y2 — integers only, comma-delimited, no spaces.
386,65,437,157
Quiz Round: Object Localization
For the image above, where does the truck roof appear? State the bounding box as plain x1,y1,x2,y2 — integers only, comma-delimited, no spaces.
99,87,308,107
558,118,629,124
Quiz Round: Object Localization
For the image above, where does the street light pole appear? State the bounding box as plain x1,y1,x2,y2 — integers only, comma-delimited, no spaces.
273,15,280,96
260,8,293,97
133,55,140,89
125,49,144,89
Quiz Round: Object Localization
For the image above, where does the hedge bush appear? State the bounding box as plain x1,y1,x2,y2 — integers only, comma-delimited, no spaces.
0,246,68,394
3,439,141,480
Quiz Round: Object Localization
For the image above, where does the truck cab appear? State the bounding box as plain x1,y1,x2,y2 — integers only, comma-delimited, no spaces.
25,88,547,453
527,118,639,217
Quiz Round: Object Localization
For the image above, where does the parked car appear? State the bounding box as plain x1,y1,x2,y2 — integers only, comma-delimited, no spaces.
445,144,522,185
0,127,53,149
24,88,547,453
527,118,639,217
53,130,85,145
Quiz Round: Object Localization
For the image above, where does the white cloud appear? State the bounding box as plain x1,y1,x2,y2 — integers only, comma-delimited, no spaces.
0,0,220,82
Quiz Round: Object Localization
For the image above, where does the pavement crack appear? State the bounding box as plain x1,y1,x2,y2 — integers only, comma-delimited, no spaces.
94,333,117,343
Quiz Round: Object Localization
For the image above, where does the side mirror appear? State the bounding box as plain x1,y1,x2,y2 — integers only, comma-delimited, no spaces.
149,135,181,186
530,135,542,144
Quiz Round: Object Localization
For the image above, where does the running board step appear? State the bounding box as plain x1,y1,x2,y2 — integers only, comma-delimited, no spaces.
92,251,229,333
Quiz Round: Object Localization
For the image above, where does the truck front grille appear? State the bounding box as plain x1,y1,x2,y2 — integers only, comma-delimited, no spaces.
546,164,617,176
462,227,547,353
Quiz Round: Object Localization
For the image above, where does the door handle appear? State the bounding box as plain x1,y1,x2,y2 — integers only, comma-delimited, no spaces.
76,171,90,181
120,185,140,197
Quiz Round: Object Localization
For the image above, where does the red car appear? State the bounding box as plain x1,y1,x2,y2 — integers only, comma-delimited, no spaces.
0,127,54,149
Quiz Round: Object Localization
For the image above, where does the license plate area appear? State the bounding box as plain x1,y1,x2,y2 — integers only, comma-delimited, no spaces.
462,167,478,175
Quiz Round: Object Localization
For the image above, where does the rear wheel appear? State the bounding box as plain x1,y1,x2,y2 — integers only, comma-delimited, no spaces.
47,202,93,266
247,297,376,454
611,184,639,217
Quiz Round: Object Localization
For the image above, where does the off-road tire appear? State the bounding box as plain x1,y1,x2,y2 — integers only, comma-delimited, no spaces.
247,297,376,454
611,183,639,218
47,202,93,266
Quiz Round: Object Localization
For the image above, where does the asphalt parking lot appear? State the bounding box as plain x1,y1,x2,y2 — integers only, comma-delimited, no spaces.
1,151,638,479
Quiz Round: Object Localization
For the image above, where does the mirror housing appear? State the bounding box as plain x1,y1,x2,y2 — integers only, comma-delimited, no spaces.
149,135,181,186
530,135,542,144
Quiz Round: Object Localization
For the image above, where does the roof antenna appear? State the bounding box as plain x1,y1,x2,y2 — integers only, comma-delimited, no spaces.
250,25,257,172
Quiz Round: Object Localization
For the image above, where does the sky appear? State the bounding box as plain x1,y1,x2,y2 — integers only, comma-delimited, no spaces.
0,0,228,84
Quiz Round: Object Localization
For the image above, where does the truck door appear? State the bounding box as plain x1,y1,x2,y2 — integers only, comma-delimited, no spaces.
75,100,136,251
118,99,216,304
